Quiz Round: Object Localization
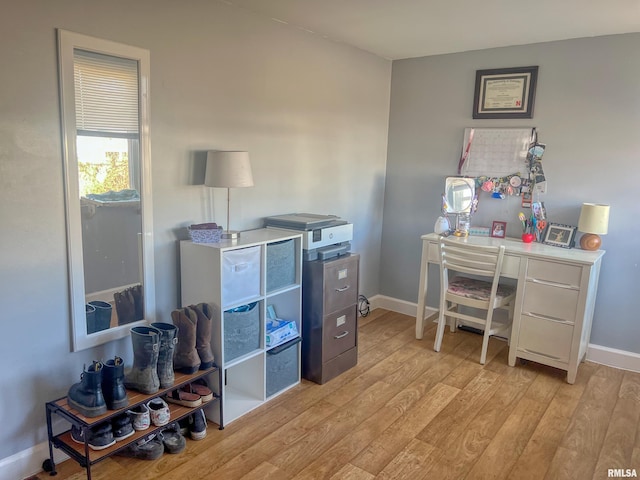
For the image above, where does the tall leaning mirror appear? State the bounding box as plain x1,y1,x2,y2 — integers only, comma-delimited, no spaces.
58,30,155,351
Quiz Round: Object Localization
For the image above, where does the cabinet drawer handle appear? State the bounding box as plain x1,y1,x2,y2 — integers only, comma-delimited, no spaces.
521,348,563,361
335,285,350,293
334,331,349,339
529,278,578,290
524,311,574,325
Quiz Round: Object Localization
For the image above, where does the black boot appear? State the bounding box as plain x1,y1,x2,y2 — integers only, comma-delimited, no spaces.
151,322,178,389
124,326,161,394
68,361,107,418
102,356,129,410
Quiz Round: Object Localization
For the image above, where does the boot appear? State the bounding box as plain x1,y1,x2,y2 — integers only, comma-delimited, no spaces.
131,285,144,321
89,300,112,332
124,326,161,394
102,356,129,410
151,322,178,388
68,361,107,418
171,308,200,374
190,303,215,370
114,289,136,325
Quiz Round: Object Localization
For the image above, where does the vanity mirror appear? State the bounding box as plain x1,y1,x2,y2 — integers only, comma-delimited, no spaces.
444,177,476,237
58,30,155,351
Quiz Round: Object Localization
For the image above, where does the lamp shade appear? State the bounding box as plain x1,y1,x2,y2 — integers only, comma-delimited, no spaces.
578,203,610,235
205,151,254,188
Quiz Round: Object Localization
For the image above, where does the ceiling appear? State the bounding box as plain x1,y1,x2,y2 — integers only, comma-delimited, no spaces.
223,0,640,60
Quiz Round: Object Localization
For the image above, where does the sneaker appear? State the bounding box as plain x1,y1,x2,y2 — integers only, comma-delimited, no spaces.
112,413,134,441
71,422,116,451
115,433,164,460
177,417,190,437
159,422,186,454
190,409,207,441
147,398,170,427
127,404,151,431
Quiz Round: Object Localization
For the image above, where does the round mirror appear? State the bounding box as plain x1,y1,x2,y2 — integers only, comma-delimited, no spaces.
444,177,475,214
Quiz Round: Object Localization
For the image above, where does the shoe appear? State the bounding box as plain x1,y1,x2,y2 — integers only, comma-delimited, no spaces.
70,422,116,451
67,361,107,418
115,433,164,460
190,409,207,441
127,404,151,431
147,398,170,427
112,413,134,441
159,422,186,454
164,388,202,408
188,380,214,403
177,417,190,436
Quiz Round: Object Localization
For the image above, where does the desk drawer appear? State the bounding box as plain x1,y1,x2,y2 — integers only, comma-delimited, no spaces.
518,314,573,363
322,305,357,361
523,281,579,323
527,259,582,287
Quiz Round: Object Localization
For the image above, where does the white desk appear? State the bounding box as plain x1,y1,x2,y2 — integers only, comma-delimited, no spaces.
416,233,605,383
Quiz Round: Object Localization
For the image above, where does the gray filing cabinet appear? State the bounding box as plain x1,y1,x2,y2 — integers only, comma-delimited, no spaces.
302,253,359,384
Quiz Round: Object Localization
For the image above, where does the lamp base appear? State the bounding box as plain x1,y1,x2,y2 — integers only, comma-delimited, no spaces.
221,230,241,240
580,233,601,251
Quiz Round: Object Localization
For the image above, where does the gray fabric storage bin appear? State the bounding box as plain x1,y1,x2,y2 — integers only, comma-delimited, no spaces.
266,239,296,292
266,337,300,397
224,302,260,362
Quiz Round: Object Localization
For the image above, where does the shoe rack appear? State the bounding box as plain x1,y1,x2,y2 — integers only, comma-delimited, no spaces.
180,229,303,426
43,366,221,480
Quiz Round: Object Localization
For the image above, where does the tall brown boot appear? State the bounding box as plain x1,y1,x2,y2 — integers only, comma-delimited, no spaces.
171,308,200,374
190,303,215,370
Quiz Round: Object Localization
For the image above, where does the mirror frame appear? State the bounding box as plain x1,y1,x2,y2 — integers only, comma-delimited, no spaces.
57,29,156,351
444,177,475,214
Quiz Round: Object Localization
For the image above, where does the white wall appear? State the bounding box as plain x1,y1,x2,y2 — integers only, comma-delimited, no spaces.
381,34,640,354
0,0,391,468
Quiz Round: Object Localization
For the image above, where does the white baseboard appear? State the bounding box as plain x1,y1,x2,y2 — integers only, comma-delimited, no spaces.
586,344,640,373
370,295,640,373
0,441,68,480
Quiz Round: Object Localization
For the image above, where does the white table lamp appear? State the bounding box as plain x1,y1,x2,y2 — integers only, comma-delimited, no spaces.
205,151,254,239
578,203,609,251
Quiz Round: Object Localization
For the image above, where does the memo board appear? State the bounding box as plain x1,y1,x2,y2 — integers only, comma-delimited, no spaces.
459,127,535,177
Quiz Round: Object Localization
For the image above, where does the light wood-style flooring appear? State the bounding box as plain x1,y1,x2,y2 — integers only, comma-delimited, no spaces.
44,309,640,480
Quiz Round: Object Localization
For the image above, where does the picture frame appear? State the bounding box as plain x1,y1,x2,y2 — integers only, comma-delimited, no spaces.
542,223,577,248
473,66,538,119
490,221,507,238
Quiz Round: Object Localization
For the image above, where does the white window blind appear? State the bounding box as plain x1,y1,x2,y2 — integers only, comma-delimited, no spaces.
73,49,139,136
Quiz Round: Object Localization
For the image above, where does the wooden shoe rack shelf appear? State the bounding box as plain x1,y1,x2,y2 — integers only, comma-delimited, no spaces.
43,366,222,480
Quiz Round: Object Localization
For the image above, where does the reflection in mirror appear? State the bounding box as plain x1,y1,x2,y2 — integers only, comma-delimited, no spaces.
444,177,475,213
58,30,155,351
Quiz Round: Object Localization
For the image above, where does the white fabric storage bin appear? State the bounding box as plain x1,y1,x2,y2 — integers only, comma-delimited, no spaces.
222,245,261,306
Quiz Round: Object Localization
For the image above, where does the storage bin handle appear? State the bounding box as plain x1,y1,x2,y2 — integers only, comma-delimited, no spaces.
267,336,301,355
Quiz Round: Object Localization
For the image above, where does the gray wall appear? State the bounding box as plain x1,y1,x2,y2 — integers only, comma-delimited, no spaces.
381,34,640,354
0,0,390,463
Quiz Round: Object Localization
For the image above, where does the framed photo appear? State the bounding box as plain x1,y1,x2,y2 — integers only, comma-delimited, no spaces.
542,223,577,248
473,66,538,119
491,221,507,238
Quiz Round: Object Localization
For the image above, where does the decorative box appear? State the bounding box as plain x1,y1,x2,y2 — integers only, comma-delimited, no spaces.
188,223,222,243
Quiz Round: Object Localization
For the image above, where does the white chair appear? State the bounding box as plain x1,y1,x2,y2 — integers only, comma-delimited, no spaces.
433,238,516,364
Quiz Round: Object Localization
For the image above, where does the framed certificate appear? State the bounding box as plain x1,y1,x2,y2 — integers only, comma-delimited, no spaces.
473,66,538,119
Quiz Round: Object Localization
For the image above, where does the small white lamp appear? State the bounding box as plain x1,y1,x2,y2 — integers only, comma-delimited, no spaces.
578,203,610,251
205,151,254,239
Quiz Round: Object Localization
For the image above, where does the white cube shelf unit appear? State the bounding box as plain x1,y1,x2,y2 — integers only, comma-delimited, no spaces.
180,229,302,426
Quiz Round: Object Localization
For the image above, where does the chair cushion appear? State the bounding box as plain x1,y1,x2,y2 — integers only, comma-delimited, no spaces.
447,276,515,301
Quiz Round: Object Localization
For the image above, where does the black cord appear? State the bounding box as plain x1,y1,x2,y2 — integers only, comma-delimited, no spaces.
358,294,370,317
